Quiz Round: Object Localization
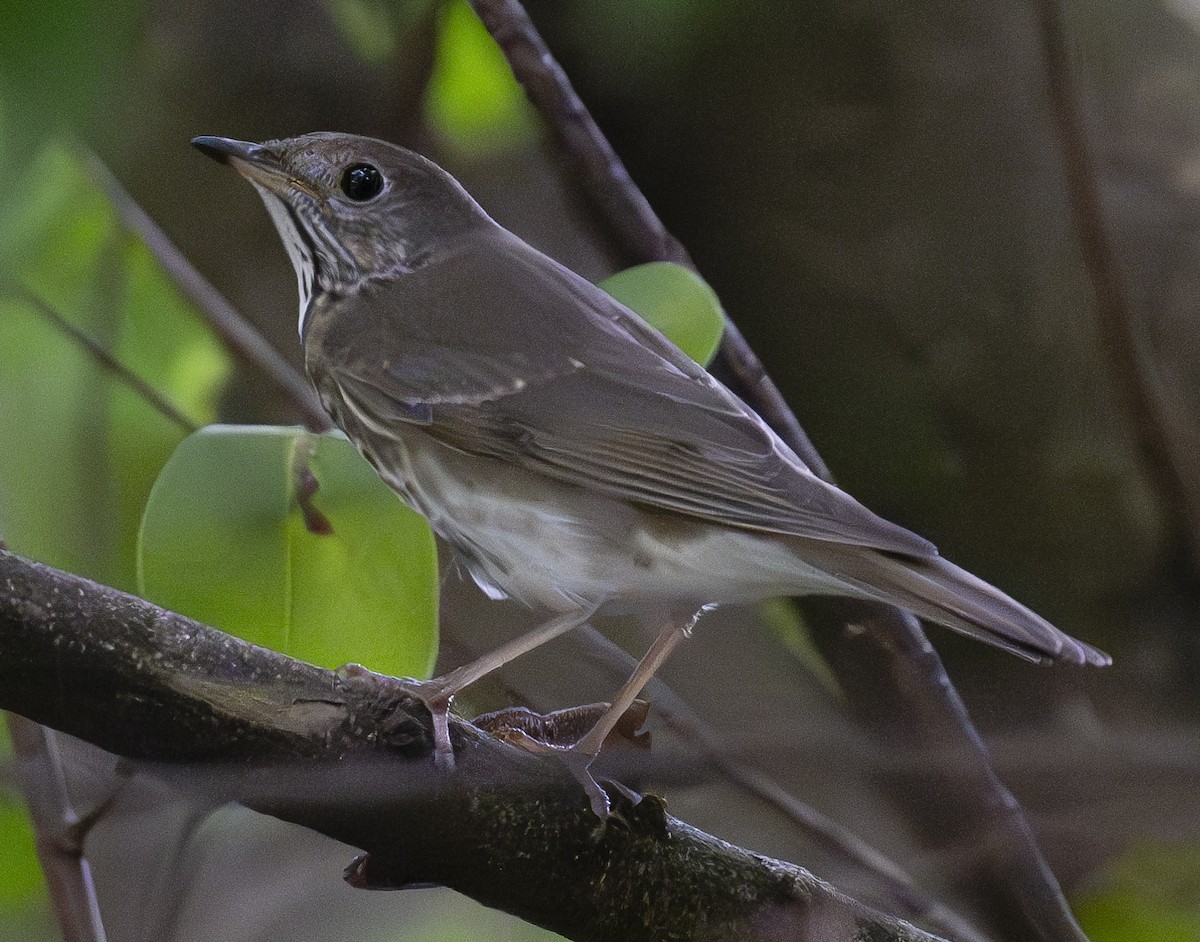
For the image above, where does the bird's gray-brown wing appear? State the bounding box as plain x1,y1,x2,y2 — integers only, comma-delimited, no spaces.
320,227,937,557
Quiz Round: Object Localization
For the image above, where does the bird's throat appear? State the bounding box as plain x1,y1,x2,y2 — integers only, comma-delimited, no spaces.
252,184,319,336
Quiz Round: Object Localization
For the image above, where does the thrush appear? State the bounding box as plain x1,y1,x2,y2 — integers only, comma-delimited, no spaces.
193,132,1109,815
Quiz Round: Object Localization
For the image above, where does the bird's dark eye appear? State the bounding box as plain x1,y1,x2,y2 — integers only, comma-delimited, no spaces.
340,164,384,201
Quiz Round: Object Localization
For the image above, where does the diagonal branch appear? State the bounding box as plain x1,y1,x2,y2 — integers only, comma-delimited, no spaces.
77,147,330,432
464,0,830,480
0,549,944,942
463,3,1089,939
2,281,198,433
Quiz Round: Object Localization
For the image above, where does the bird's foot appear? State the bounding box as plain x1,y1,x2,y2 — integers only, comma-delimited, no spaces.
503,728,614,819
333,664,461,769
476,698,656,819
402,677,462,770
475,700,653,820
392,608,603,769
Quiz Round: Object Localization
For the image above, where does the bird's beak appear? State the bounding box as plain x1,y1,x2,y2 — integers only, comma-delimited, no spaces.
191,135,270,166
191,136,318,198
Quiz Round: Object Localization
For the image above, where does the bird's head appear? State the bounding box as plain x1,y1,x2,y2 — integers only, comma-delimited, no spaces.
192,132,489,331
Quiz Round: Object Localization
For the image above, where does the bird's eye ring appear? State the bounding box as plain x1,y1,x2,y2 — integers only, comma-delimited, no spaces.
340,164,384,201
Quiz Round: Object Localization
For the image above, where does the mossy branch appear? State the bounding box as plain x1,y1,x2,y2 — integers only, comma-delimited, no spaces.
0,549,943,942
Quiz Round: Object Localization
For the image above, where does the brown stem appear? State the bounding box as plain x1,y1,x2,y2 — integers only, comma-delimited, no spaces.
804,599,1092,942
5,715,110,942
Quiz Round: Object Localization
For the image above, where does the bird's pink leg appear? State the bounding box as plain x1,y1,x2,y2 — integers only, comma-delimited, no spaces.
509,607,702,818
412,604,598,768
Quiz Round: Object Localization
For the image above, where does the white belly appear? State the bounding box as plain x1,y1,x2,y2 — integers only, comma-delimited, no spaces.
363,430,848,613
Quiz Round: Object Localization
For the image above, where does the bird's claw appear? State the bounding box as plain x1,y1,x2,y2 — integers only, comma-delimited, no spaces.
501,728,615,820
401,678,458,770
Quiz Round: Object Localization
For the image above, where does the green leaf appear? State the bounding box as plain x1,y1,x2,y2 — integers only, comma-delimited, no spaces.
138,425,439,679
424,0,537,156
599,261,726,366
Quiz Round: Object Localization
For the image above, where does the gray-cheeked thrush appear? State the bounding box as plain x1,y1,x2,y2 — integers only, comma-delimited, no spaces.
193,132,1109,816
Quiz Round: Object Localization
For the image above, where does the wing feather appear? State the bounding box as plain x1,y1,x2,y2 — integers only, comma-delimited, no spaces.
315,227,937,557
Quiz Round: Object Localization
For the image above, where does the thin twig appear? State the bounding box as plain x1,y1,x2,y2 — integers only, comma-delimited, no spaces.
804,598,1094,942
77,146,330,432
5,715,109,942
3,281,198,432
1032,0,1200,566
463,3,1089,939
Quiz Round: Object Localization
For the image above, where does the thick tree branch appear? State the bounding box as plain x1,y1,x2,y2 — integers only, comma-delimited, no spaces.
465,3,1088,939
0,550,943,942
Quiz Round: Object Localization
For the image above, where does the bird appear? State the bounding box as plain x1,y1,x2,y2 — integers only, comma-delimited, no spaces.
193,132,1110,815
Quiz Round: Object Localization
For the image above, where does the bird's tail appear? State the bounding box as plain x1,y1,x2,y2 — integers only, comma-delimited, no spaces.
800,543,1111,666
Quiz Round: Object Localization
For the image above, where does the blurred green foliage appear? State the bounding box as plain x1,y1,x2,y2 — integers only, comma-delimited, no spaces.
0,800,41,909
1077,842,1200,942
138,426,440,679
0,133,231,941
0,5,230,930
0,1,138,158
327,0,402,64
0,145,231,591
325,0,441,67
757,597,839,696
0,726,45,925
424,0,537,155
